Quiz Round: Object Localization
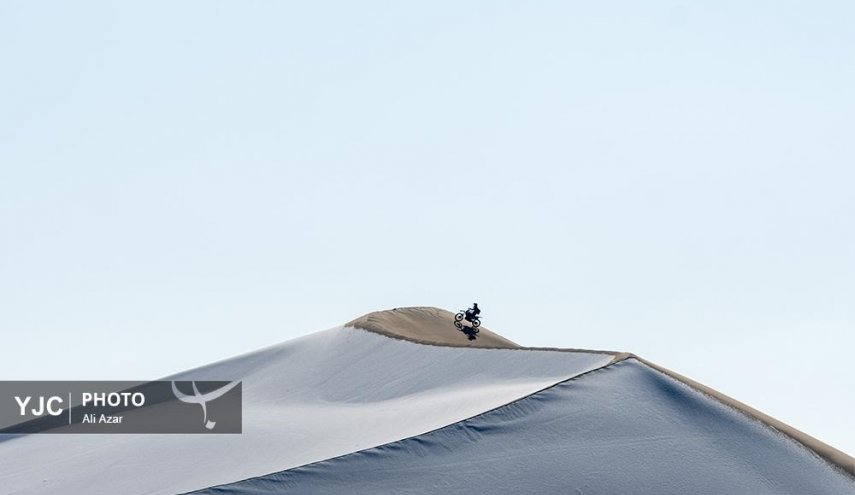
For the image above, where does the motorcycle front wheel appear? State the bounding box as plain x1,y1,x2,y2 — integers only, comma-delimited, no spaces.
454,312,465,322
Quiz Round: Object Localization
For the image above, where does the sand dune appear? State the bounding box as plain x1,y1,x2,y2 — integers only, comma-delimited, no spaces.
193,358,855,495
0,309,613,494
1,307,851,494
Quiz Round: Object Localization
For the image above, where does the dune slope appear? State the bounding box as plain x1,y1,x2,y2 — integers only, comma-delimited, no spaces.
0,314,613,495
190,358,855,495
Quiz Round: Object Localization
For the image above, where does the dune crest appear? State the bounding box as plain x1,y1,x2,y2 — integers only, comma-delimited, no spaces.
346,306,520,348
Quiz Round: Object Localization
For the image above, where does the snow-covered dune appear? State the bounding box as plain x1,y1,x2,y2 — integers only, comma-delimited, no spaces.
0,314,613,495
195,358,854,494
1,307,852,495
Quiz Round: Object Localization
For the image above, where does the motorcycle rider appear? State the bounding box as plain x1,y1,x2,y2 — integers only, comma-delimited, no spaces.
464,303,481,322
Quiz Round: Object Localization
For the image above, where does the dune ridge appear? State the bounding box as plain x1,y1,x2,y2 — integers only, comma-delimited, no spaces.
347,306,619,357
639,357,855,478
346,306,519,348
349,306,854,478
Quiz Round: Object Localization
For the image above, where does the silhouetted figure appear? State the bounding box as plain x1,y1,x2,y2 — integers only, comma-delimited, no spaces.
464,303,481,323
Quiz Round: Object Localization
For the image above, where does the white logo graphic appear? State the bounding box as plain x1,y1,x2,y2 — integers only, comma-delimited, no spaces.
171,381,240,430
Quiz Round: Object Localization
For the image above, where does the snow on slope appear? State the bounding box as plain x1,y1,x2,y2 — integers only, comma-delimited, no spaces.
0,326,614,495
190,358,855,495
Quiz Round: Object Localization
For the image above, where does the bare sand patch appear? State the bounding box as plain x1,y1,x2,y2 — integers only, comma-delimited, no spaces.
347,306,519,348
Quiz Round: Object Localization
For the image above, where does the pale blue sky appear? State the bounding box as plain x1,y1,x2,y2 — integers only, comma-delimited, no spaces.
2,2,853,453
